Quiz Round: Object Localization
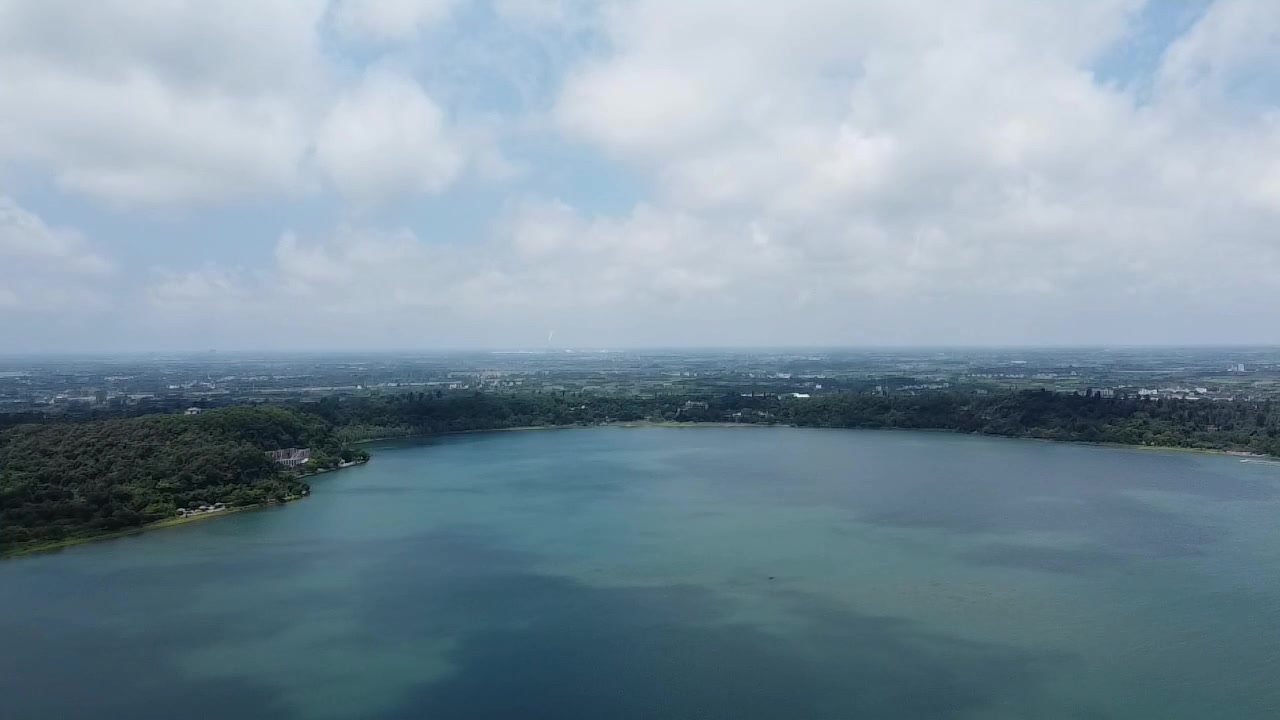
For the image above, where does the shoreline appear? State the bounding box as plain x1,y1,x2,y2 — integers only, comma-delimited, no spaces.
1,460,369,560
361,420,1271,460
351,420,770,445
781,423,1271,460
352,424,586,444
299,457,369,476
0,501,289,559
7,422,1270,560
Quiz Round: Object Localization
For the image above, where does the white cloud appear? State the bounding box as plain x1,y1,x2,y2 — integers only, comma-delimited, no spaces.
0,0,326,207
0,0,482,209
272,225,514,314
329,0,460,42
494,0,577,26
0,196,113,317
538,0,1280,342
556,0,1150,211
0,196,111,275
1156,0,1280,111
149,265,249,305
12,1,1280,348
315,68,467,206
137,202,800,346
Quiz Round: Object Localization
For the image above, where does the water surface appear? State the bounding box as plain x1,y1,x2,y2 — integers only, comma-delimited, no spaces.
3,427,1279,719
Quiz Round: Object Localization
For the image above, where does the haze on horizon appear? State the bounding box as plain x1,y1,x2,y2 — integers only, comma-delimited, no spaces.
2,0,1278,353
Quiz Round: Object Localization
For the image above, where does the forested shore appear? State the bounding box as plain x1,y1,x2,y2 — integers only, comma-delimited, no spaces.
0,406,366,555
311,389,1280,455
5,389,1279,555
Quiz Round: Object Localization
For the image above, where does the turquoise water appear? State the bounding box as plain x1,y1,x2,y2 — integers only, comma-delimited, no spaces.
3,427,1280,719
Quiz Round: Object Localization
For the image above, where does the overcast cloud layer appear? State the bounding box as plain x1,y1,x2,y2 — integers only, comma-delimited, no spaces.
1,0,1278,351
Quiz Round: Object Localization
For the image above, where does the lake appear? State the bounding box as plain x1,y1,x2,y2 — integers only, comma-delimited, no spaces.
3,427,1280,719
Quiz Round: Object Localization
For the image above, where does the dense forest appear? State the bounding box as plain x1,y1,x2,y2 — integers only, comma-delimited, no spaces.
304,392,684,442
6,389,1280,555
300,389,1280,457
782,390,1280,455
0,406,364,553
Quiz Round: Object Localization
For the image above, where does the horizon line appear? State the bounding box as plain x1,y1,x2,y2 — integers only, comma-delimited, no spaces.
4,343,1280,359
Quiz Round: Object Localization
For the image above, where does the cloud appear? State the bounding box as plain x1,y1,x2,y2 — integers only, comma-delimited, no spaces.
329,0,460,42
12,1,1280,349
149,265,249,305
0,0,481,209
315,68,467,207
494,0,579,27
542,0,1280,338
1155,0,1280,111
0,196,112,275
136,202,803,347
555,0,1150,208
0,0,326,207
0,196,113,318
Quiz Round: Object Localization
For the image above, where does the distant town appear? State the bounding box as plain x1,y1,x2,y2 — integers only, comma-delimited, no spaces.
4,347,1280,424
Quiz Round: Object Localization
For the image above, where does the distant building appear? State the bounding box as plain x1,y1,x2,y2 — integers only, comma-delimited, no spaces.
184,407,203,415
267,448,312,468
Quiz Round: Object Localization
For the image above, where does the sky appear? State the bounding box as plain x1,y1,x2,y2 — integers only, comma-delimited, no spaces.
1,0,1279,352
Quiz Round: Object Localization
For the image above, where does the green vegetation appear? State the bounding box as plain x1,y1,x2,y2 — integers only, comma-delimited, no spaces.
311,389,1280,455
305,392,670,437
6,389,1280,556
783,390,1280,455
0,406,360,555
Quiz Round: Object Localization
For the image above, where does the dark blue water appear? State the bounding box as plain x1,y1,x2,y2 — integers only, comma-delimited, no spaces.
3,427,1279,719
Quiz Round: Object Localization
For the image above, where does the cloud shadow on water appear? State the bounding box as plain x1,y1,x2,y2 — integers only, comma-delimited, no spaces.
0,538,380,720
351,531,1070,720
660,429,1272,564
0,619,290,720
